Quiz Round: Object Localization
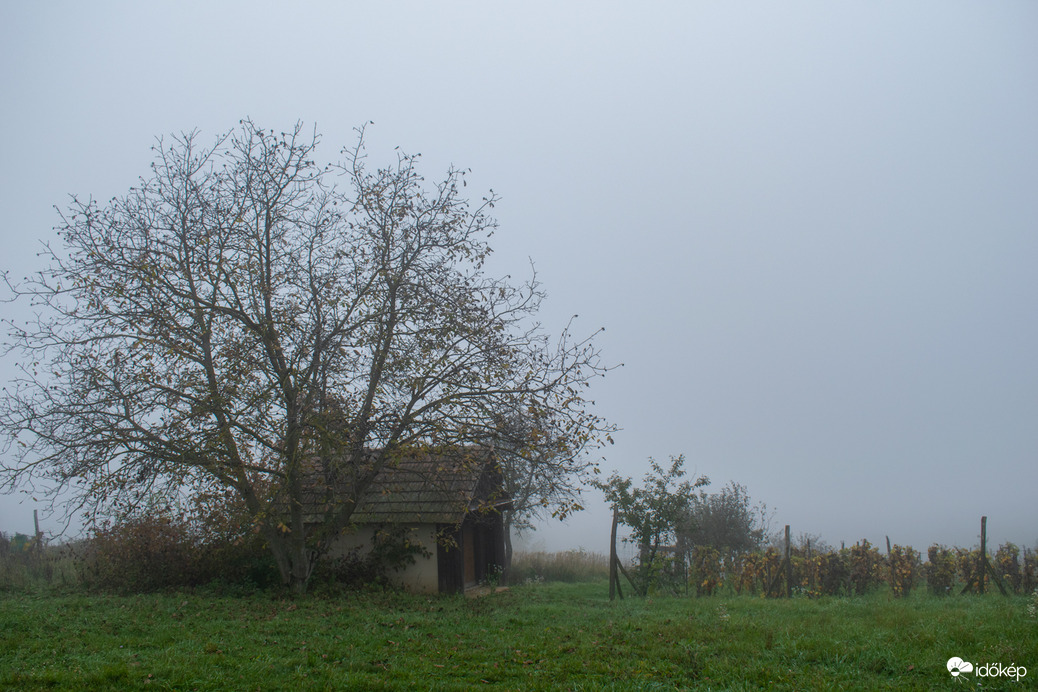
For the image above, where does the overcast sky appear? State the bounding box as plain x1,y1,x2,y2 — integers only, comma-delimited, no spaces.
2,1,1036,554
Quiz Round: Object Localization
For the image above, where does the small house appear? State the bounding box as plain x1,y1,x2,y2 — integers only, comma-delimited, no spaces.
323,450,510,594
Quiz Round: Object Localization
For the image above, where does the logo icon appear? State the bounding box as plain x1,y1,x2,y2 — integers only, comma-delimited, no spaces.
947,657,974,677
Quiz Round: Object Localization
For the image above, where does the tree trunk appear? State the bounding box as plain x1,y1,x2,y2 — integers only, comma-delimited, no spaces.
262,522,314,594
502,512,514,583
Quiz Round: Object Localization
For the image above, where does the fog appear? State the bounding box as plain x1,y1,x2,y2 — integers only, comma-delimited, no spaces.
2,1,1036,553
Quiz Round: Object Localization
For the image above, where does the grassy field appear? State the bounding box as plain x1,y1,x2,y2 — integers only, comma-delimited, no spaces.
1,581,1034,691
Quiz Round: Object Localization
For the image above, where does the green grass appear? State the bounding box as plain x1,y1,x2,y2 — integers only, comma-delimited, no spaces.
1,582,1034,690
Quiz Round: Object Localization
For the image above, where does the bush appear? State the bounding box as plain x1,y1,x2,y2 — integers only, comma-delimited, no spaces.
925,545,957,595
81,509,276,593
888,545,920,598
815,551,850,596
690,545,722,596
731,551,765,595
848,540,884,595
84,513,201,591
1023,549,1037,594
956,548,986,593
994,543,1021,593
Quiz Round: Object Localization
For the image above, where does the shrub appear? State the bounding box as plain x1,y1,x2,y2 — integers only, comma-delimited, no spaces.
888,545,920,598
84,513,200,592
81,507,277,593
815,551,849,596
690,545,722,596
758,547,783,596
848,540,883,595
1023,549,1037,594
956,548,986,593
731,551,765,595
994,543,1021,593
925,545,957,595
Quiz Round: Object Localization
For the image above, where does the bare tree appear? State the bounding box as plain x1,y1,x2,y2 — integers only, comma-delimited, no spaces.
0,120,612,593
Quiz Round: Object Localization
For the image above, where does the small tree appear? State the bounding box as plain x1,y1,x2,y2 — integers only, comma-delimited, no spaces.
0,120,613,593
596,455,708,594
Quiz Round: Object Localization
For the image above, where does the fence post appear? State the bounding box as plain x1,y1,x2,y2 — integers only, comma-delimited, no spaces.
784,525,792,598
806,537,813,591
33,510,43,556
979,517,986,595
609,507,618,601
960,516,1008,596
980,516,1008,596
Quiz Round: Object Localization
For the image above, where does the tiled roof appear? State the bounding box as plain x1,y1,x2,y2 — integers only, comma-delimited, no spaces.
302,448,509,525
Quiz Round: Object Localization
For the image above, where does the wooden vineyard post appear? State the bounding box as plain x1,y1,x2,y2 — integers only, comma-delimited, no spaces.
606,506,642,598
979,517,986,595
607,507,640,598
767,525,793,597
609,507,620,601
33,509,42,555
784,525,793,598
960,516,1008,596
806,537,813,591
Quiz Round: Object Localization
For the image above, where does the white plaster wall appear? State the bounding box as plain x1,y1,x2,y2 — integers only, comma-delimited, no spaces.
328,524,441,594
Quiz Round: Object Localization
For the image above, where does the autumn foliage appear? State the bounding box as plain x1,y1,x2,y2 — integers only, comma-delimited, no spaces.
664,539,1033,598
82,510,275,592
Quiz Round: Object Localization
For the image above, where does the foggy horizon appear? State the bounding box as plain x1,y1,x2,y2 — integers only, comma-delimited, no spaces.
1,2,1035,557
